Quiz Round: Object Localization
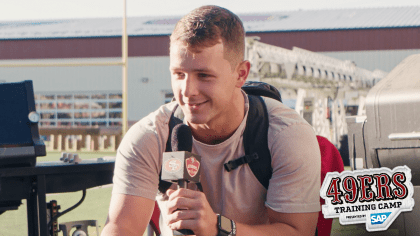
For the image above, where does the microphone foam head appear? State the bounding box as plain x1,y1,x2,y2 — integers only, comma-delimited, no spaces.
171,124,193,152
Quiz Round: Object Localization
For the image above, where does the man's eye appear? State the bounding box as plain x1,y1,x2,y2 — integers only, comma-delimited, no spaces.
198,73,210,78
173,72,185,78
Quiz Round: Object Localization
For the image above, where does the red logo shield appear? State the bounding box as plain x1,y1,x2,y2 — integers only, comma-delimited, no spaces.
186,157,200,178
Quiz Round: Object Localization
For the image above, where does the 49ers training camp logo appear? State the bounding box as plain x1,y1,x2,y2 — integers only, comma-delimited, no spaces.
186,157,200,177
320,166,414,232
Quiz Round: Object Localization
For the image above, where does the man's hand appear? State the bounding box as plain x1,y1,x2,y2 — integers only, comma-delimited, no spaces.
165,188,218,236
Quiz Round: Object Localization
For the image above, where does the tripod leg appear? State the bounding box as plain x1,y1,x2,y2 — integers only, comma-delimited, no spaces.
27,181,39,236
37,175,49,236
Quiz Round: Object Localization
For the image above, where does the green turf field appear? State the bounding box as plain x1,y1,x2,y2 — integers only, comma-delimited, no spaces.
0,152,117,236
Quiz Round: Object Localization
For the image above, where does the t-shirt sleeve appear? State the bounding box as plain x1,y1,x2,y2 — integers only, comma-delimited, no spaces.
112,116,168,200
265,103,321,213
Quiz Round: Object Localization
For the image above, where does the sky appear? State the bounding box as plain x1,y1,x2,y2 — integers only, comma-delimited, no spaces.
1,0,420,21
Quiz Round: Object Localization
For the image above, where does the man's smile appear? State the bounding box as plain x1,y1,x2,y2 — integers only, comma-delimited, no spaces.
185,101,208,110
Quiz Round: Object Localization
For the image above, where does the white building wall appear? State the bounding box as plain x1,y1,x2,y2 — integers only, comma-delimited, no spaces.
0,56,171,121
322,49,420,72
126,56,171,120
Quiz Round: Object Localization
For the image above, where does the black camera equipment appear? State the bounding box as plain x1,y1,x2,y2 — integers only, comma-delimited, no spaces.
0,81,115,236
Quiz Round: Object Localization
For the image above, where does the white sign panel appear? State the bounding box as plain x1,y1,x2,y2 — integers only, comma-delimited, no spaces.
320,166,414,232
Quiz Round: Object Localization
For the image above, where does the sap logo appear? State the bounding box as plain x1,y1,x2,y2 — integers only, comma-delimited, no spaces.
370,212,392,225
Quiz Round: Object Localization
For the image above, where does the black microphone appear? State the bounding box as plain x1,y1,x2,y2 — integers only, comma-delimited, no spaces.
171,123,193,151
170,124,194,189
161,124,201,235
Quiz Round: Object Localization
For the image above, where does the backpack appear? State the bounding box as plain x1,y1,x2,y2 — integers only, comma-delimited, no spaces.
158,81,282,193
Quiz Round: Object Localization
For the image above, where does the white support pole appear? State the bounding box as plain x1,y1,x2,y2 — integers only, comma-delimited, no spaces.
312,97,331,140
48,134,55,151
122,0,129,136
64,135,70,151
337,99,348,147
295,88,306,116
71,135,78,151
99,135,107,151
57,134,63,152
331,100,339,146
110,135,116,152
85,135,92,151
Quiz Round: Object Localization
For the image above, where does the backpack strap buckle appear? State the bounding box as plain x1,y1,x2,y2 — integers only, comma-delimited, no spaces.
224,153,259,172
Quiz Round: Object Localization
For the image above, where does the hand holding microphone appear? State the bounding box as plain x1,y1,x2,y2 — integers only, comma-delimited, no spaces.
162,124,201,235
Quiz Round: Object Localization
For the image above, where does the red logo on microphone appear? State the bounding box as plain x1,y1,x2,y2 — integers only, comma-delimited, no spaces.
186,157,200,177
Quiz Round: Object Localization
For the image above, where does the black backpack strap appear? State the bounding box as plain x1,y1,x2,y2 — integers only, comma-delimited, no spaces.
224,153,259,171
224,95,272,189
244,95,273,189
158,104,183,193
158,104,203,193
242,81,282,102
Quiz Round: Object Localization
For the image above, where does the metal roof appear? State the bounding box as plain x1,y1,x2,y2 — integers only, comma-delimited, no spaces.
1,6,420,39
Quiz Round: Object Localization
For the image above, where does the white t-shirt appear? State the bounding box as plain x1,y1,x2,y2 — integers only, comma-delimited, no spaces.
112,91,321,235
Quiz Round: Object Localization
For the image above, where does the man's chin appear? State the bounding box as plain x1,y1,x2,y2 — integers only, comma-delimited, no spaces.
179,107,207,124
183,115,207,125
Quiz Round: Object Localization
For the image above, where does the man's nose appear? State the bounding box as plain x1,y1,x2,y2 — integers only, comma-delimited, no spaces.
181,76,199,97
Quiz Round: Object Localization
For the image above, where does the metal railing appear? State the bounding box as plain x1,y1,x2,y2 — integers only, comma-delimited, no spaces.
245,37,387,87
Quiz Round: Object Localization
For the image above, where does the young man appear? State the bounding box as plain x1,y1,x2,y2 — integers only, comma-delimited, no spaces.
102,5,321,236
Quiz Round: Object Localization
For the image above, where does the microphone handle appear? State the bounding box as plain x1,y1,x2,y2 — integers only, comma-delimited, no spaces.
173,179,195,235
177,179,188,189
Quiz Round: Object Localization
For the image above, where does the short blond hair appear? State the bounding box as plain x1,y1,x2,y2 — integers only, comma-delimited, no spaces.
170,5,245,68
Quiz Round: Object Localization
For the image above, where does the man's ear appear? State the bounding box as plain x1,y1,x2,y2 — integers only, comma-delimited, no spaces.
235,60,251,88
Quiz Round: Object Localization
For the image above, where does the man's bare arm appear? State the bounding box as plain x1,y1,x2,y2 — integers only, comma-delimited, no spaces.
235,208,318,236
166,189,318,236
101,193,155,236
